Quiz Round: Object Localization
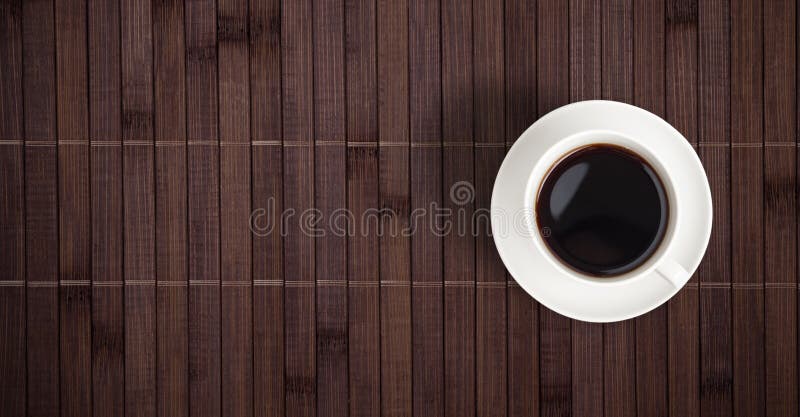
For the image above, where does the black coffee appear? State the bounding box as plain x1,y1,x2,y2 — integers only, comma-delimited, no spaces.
536,144,668,277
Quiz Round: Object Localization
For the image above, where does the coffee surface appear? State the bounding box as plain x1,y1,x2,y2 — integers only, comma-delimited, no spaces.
536,144,668,277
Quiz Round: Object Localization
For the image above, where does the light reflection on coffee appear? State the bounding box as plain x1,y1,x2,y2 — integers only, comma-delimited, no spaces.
536,144,669,277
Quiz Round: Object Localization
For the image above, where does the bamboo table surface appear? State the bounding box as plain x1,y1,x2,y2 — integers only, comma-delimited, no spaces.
0,0,797,417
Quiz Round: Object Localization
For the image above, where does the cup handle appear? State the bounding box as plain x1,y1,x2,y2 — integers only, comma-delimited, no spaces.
656,259,690,288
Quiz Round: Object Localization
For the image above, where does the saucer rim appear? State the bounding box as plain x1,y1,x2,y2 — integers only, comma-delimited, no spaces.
491,100,713,323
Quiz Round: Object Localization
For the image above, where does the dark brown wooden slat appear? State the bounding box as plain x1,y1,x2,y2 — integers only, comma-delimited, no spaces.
473,0,506,415
88,0,121,140
0,2,25,416
58,144,92,417
88,1,123,416
731,1,765,417
314,0,345,142
280,1,316,416
377,0,409,143
186,0,220,416
347,145,380,417
346,1,379,416
600,1,635,416
411,145,444,417
282,0,313,143
218,1,253,417
475,147,507,417
665,1,700,416
0,146,25,417
603,319,635,417
249,1,283,416
378,147,412,417
153,0,188,416
282,138,315,417
1,0,23,137
568,1,602,415
219,0,250,144
55,0,92,415
377,1,411,415
601,0,633,103
441,1,474,416
504,1,539,416
346,0,377,143
537,0,570,415
220,148,253,414
409,0,441,144
251,145,285,417
23,0,56,139
0,285,25,416
473,0,504,144
90,139,125,414
250,0,281,142
315,139,348,417
188,143,221,417
409,1,443,415
25,142,60,417
667,288,699,417
282,5,315,417
442,0,472,143
121,0,156,415
763,0,797,415
23,2,59,415
698,150,732,417
698,0,733,416
633,1,669,417
314,1,348,416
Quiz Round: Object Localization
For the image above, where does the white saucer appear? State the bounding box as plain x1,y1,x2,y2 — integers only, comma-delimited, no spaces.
491,100,712,322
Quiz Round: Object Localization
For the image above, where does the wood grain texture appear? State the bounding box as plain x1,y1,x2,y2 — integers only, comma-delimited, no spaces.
698,1,733,417
376,0,412,402
409,0,441,144
88,1,123,416
347,145,380,417
282,1,315,415
55,1,92,416
346,2,380,416
409,2,443,417
8,2,800,417
154,1,188,416
410,146,444,417
475,147,507,417
250,1,283,416
0,2,25,416
731,2,765,417
218,1,253,417
474,0,506,415
763,1,797,417
0,148,25,416
186,1,220,416
314,1,348,416
1,0,24,138
121,1,157,416
23,2,59,416
473,0,504,143
252,143,285,417
666,2,700,417
441,2,474,416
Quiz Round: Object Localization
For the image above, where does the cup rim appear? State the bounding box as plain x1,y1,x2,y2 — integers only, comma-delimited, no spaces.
523,129,681,287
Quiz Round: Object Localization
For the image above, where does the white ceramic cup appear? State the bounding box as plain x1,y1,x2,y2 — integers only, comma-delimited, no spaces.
492,100,712,322
523,129,690,289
